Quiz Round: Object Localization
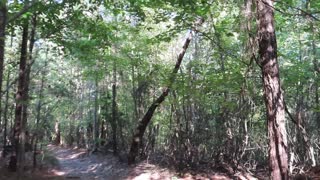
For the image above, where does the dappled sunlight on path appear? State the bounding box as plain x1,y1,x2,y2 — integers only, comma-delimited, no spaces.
126,163,173,180
46,145,186,180
47,145,234,180
48,144,129,179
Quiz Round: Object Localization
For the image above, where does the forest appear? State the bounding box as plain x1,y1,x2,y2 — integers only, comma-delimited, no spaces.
0,0,319,179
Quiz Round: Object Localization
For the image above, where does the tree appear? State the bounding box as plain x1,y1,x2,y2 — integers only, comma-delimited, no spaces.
256,0,288,179
13,19,29,173
128,18,204,164
0,0,36,134
0,1,7,131
2,0,320,178
111,59,118,154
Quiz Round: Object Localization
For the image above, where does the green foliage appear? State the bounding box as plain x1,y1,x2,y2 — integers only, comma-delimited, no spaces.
2,0,320,170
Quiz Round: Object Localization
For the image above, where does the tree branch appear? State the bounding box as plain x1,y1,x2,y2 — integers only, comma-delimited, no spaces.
7,0,37,24
265,0,320,21
284,101,297,125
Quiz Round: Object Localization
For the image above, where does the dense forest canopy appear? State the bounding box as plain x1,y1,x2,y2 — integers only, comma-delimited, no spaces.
0,0,319,179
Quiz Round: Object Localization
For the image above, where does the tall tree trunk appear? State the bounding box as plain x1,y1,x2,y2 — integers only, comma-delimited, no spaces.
295,102,316,167
2,27,13,157
36,63,45,128
171,91,183,171
128,19,203,164
112,60,118,155
0,2,7,130
131,62,139,121
34,51,45,168
295,6,316,166
19,14,36,170
238,0,254,160
54,120,61,145
21,12,36,153
307,0,320,130
10,104,14,131
93,75,99,151
2,68,10,157
257,0,288,179
100,119,105,145
13,20,29,173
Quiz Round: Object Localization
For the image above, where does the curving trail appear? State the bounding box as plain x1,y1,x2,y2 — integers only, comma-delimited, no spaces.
47,145,179,180
48,145,129,180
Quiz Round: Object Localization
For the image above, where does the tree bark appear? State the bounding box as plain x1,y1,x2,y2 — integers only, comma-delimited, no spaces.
307,0,320,129
21,11,36,152
93,75,99,151
112,60,118,154
257,0,288,179
2,27,13,157
130,61,139,121
0,2,7,131
2,68,10,157
13,20,29,172
54,120,61,145
28,14,39,168
36,63,45,128
128,19,203,164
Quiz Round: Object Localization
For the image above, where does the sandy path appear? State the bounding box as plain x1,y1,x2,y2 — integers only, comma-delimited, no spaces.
46,145,226,180
0,145,235,180
48,145,128,180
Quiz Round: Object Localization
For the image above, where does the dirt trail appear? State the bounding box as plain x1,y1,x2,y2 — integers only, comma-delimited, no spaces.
0,145,259,179
47,145,248,180
47,145,178,180
47,145,129,179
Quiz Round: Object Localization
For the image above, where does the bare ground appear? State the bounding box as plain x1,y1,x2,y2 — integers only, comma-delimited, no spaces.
1,145,269,180
47,145,234,180
2,145,320,179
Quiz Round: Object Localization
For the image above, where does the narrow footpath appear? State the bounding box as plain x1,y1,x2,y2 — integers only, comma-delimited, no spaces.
47,145,179,180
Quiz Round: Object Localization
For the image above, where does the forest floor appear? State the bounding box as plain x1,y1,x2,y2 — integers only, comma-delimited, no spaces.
4,144,319,179
46,144,237,180
0,144,239,180
45,143,320,180
46,144,234,180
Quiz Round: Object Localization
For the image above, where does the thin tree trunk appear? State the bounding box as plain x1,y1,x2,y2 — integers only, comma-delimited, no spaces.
172,91,183,171
0,2,7,130
112,60,118,155
307,0,320,129
36,64,45,127
103,86,109,145
78,74,85,147
19,14,36,171
2,68,10,157
21,12,36,148
239,0,253,159
100,119,105,145
10,104,14,132
13,20,29,173
257,0,288,179
93,75,99,151
131,62,139,121
285,101,316,168
2,27,13,157
54,120,60,145
296,5,316,165
34,55,45,168
128,19,203,164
